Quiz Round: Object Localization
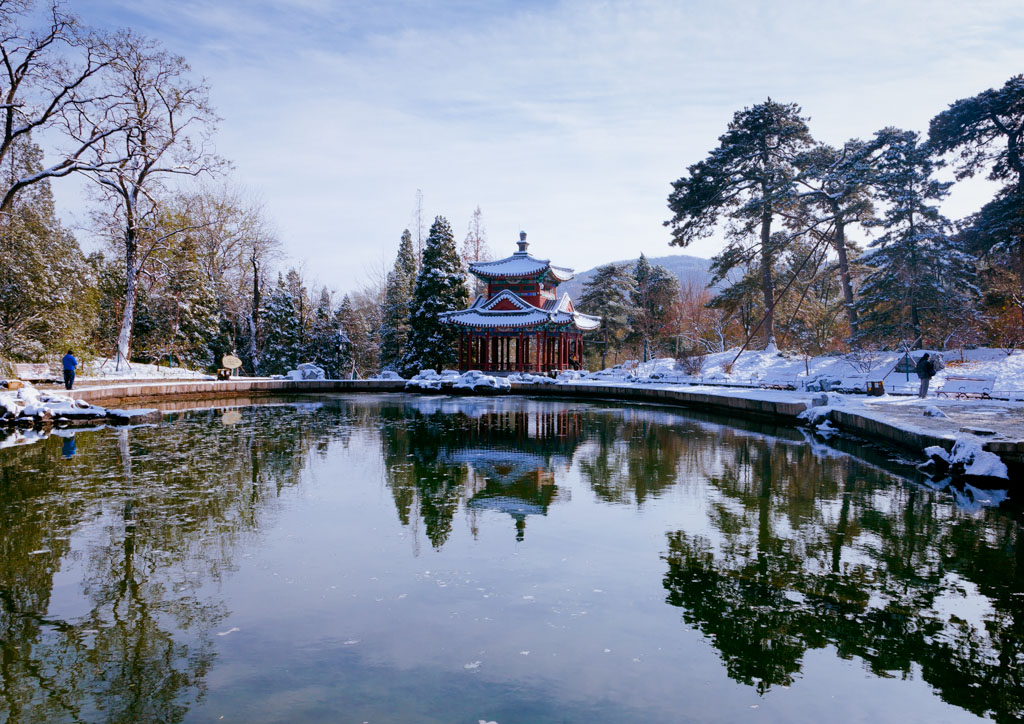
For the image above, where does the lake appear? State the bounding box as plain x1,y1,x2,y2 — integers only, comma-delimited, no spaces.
0,394,1020,723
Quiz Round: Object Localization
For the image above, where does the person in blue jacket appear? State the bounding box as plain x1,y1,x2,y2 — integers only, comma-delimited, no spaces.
62,349,77,390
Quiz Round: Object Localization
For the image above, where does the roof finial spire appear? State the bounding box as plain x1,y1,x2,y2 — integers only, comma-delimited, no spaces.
517,230,528,254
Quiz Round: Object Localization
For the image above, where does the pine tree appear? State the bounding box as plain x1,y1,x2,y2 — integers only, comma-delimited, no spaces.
306,288,350,377
147,248,220,368
666,99,814,347
580,263,635,368
855,129,978,348
400,216,469,375
795,137,885,337
629,254,680,361
336,295,358,377
929,75,1024,307
0,138,95,360
379,229,417,370
260,273,304,374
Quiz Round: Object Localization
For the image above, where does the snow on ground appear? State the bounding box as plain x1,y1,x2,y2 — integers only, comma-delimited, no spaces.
81,359,215,380
584,347,1024,396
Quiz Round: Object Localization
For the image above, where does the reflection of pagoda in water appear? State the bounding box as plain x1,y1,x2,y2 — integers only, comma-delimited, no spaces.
438,407,584,540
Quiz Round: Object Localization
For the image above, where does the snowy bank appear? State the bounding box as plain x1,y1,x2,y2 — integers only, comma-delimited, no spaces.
1,386,160,428
82,359,215,380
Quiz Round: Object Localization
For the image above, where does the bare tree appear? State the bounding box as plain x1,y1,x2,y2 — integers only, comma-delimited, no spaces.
460,205,490,297
82,33,225,367
0,0,119,210
410,188,424,263
147,184,279,370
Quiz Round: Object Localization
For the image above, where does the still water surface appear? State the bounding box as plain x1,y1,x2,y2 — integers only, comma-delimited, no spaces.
1,394,1021,723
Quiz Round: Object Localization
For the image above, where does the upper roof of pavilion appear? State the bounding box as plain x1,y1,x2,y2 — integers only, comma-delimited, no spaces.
468,232,575,284
441,231,600,332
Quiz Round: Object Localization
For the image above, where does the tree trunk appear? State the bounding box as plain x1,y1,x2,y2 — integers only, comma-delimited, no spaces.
832,212,858,337
115,241,138,369
249,253,262,373
759,207,775,346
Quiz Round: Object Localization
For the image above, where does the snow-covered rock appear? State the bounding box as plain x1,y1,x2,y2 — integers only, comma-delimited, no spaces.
556,370,586,382
405,369,460,391
923,406,948,418
452,371,511,392
948,437,1009,480
1,388,107,425
371,370,405,381
507,372,556,385
286,363,326,381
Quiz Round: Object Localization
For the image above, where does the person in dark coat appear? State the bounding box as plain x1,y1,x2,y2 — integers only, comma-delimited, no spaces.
62,349,77,390
915,352,935,399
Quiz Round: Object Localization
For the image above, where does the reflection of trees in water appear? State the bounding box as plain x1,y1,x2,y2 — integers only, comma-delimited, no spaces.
578,411,700,506
379,404,582,548
660,432,1024,721
0,403,335,724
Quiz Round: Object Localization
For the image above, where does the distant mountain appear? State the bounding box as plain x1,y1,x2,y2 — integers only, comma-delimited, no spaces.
559,254,715,300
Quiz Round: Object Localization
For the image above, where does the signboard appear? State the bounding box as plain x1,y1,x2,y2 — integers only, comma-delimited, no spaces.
222,354,243,370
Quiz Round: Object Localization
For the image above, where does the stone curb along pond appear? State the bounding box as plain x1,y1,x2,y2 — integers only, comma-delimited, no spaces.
37,376,1021,484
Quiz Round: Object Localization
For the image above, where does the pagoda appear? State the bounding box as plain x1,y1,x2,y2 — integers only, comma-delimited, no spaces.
440,232,600,373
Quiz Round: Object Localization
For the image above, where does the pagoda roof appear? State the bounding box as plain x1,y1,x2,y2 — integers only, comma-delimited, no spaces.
439,289,600,331
469,252,574,282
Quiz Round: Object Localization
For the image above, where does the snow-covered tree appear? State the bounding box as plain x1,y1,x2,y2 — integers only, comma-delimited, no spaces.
929,75,1024,309
666,99,814,347
580,262,635,368
400,216,469,375
855,129,978,348
130,229,220,368
82,33,224,368
629,254,680,361
260,273,303,374
306,288,350,378
378,229,417,370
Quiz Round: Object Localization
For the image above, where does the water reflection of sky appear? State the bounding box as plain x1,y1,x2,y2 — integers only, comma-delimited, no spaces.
0,395,1019,723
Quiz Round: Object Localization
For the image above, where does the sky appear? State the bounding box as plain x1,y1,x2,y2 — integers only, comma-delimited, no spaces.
60,0,1024,293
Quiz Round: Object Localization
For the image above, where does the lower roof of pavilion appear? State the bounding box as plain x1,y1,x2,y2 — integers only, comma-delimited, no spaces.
439,289,600,332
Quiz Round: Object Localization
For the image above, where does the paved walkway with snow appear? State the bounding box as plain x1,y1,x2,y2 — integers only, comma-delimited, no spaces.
861,396,1024,440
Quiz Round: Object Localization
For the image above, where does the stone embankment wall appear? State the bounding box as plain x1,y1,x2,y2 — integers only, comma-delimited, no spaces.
66,379,1024,473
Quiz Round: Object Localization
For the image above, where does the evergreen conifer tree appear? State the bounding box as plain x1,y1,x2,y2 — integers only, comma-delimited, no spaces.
379,229,417,370
929,76,1024,283
400,216,469,375
855,129,978,348
260,273,304,374
336,295,360,377
666,100,814,347
0,138,95,359
306,288,351,378
629,254,680,362
580,263,634,369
